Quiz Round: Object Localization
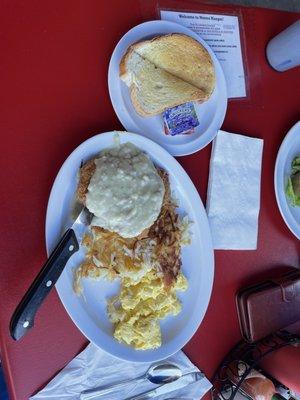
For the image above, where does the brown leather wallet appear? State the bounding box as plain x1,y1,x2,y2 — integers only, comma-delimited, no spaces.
236,270,300,342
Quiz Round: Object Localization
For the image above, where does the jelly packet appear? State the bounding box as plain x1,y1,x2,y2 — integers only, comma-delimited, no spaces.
163,102,199,136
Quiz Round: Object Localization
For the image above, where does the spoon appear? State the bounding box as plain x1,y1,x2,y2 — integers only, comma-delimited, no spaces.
80,363,182,399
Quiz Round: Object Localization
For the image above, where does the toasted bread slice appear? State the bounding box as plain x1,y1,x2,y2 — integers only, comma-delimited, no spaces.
134,34,215,99
119,48,206,116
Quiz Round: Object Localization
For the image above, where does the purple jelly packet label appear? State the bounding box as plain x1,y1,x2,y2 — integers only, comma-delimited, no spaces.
163,102,199,136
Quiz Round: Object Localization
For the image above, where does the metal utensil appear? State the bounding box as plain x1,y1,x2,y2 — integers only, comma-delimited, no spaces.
125,371,204,400
80,363,182,400
10,207,92,340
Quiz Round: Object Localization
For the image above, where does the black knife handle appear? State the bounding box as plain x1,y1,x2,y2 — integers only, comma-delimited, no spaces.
10,228,79,341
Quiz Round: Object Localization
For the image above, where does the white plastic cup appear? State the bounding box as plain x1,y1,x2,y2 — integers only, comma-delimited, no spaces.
266,20,300,71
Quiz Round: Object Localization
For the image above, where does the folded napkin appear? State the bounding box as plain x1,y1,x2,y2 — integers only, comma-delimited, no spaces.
30,343,211,400
206,130,264,250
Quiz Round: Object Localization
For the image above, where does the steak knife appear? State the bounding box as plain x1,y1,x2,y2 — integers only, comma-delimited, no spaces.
10,207,92,341
125,371,204,400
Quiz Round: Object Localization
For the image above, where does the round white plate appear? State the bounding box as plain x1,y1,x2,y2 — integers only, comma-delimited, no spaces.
274,121,300,239
108,20,227,157
46,131,214,362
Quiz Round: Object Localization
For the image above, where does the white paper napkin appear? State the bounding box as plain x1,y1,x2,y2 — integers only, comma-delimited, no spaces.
206,130,264,250
30,343,211,400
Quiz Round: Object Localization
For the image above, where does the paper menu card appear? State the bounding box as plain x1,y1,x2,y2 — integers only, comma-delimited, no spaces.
160,10,246,99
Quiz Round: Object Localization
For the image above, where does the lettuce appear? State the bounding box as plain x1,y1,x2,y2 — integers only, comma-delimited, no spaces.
291,157,300,173
286,175,300,207
286,156,300,206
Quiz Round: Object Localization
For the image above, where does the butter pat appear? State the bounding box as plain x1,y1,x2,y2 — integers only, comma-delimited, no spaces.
163,102,199,136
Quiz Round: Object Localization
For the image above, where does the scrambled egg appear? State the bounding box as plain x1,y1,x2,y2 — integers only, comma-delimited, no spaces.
107,270,188,350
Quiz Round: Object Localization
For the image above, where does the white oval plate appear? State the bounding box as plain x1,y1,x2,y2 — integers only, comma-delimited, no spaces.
46,131,214,362
108,20,227,157
274,121,300,239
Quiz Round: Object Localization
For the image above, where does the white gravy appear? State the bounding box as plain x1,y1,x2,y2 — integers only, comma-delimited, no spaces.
86,143,164,238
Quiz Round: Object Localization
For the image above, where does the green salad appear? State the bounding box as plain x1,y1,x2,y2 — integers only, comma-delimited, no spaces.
286,156,300,206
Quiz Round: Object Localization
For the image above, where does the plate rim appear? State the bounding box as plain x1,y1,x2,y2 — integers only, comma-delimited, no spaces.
45,131,215,362
108,19,227,157
274,120,300,240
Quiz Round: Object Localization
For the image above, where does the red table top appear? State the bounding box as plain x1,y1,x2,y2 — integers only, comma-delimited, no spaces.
1,1,299,399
